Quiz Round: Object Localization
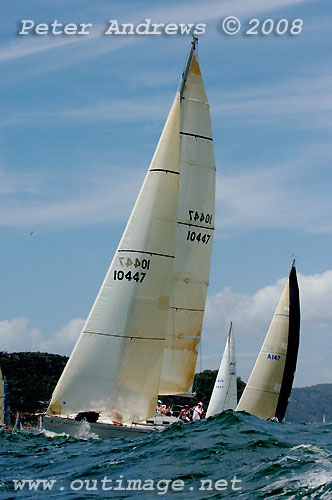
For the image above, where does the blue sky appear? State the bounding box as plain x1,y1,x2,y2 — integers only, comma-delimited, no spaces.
1,0,332,387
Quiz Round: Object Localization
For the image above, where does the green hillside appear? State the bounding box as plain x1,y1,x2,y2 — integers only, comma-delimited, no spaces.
285,384,332,423
0,351,67,427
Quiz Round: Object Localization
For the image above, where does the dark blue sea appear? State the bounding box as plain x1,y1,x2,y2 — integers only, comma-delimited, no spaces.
1,412,332,499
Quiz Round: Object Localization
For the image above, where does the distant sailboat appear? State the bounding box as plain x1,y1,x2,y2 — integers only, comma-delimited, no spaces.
236,261,300,421
41,37,216,439
13,411,23,431
206,323,237,417
0,369,11,428
0,368,4,427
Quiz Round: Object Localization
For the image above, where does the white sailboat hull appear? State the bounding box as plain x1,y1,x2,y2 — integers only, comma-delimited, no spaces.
41,415,178,439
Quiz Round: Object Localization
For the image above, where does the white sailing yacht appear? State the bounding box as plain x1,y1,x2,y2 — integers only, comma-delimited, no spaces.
41,37,216,438
236,261,300,421
206,322,237,418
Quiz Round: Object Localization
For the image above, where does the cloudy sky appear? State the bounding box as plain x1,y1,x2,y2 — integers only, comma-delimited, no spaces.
1,0,332,388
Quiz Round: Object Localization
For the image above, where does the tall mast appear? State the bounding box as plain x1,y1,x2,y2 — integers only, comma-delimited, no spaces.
179,36,198,98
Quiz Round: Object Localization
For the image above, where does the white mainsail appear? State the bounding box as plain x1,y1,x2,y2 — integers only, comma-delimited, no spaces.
206,323,237,418
159,39,216,395
236,262,300,421
48,38,215,425
0,368,4,426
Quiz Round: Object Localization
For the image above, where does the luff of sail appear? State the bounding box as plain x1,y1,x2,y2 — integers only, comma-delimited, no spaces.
159,38,216,395
236,262,300,421
48,85,182,424
206,323,237,418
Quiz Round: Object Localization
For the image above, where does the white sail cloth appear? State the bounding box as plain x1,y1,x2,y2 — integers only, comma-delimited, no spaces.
48,98,181,424
236,264,300,421
48,40,216,424
159,47,216,395
206,323,237,417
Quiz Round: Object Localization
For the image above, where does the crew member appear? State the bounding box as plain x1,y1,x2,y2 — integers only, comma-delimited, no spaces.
192,402,204,420
179,405,191,422
157,400,167,414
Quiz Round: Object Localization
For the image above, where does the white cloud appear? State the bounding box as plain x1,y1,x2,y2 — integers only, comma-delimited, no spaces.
0,168,43,195
0,166,143,228
0,97,169,128
0,318,44,352
215,157,332,235
0,317,83,355
45,319,85,354
212,73,332,132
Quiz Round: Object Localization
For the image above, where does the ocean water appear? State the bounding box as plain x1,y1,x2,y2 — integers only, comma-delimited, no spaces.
1,412,332,499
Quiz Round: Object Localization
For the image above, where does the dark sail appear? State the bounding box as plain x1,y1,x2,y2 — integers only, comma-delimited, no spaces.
275,262,300,421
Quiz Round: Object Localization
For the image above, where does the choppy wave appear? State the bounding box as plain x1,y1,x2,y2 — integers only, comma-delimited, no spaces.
1,412,332,499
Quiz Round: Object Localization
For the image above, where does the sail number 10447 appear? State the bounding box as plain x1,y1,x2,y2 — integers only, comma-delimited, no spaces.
118,257,150,269
187,231,210,244
114,256,150,282
188,210,213,224
114,270,146,282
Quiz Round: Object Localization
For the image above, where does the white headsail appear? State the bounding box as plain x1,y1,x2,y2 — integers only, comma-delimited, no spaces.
206,323,237,418
236,262,300,421
48,38,215,425
159,38,216,395
48,89,181,425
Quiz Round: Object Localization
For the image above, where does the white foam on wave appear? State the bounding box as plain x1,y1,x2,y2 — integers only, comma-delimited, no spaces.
262,442,332,498
262,469,332,497
40,420,99,440
73,420,99,440
299,470,332,489
40,428,69,438
291,443,328,455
